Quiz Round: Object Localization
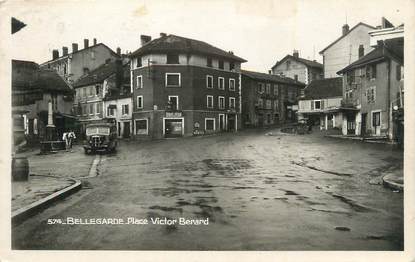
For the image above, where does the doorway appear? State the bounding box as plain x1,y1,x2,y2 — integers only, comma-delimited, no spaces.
164,118,184,138
123,121,130,138
361,113,367,137
228,114,236,131
219,114,225,131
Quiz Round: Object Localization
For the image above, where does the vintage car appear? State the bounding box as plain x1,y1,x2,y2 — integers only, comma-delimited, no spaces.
83,123,117,154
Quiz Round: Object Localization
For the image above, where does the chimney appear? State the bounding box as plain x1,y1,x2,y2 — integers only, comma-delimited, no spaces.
116,47,121,56
268,70,272,74
52,49,59,60
84,39,89,49
62,46,68,56
115,57,123,90
160,32,167,37
72,43,78,52
93,38,97,45
342,24,350,36
293,50,299,58
358,44,364,58
140,35,152,46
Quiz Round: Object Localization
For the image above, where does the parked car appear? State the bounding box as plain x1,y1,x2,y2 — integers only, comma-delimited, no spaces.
83,123,117,154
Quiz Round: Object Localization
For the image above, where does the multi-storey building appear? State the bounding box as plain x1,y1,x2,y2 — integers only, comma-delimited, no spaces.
12,60,75,144
73,58,129,137
271,50,323,85
319,22,375,78
297,77,343,131
337,42,403,140
241,70,305,127
40,38,119,87
129,33,246,139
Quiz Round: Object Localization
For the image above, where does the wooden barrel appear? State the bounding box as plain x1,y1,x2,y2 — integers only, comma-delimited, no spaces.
12,157,29,181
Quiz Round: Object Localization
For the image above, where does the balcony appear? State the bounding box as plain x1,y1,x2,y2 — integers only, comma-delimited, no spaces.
341,98,359,109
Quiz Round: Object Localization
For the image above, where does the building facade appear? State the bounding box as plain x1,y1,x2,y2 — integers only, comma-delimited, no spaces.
130,34,246,139
12,60,75,144
271,50,323,84
73,59,128,137
337,43,403,140
297,77,343,131
320,23,375,78
241,70,304,128
40,38,119,87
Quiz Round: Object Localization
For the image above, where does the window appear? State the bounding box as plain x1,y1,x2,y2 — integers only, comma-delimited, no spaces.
79,88,83,98
274,84,279,96
207,95,213,108
167,54,179,64
83,67,89,75
396,65,402,81
136,57,142,68
137,96,143,109
229,62,235,71
137,75,143,89
274,100,279,111
266,100,272,109
82,104,87,116
257,98,264,108
218,96,225,109
107,105,115,117
229,97,236,109
366,86,376,103
135,119,148,135
96,103,101,115
88,86,94,96
83,87,87,97
165,73,181,87
207,57,212,67
122,104,129,115
218,60,224,69
371,64,377,79
218,77,225,90
205,118,215,131
266,84,271,94
51,94,57,111
95,85,100,95
168,96,179,110
314,100,322,110
229,78,235,91
206,75,213,88
89,103,94,115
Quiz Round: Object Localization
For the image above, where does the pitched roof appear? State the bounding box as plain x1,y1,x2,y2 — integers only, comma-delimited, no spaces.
271,55,323,70
73,60,125,88
303,77,343,100
130,34,247,62
241,70,305,87
40,43,119,65
319,22,376,54
337,45,403,74
12,60,72,94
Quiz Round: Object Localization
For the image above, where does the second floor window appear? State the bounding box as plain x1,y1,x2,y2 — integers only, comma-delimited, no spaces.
168,96,179,110
367,86,376,103
165,73,181,87
229,79,235,91
229,97,236,109
137,75,143,89
218,96,225,109
207,95,213,108
122,104,129,115
312,100,323,110
96,103,101,115
274,84,279,96
207,57,212,67
218,60,224,69
89,103,94,115
137,96,143,109
136,57,142,68
167,54,179,64
107,106,115,117
266,100,272,109
206,75,213,88
218,77,225,90
266,84,271,94
229,62,235,71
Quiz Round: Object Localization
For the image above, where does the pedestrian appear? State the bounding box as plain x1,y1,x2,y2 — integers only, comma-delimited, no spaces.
307,118,313,133
62,131,69,150
68,130,76,149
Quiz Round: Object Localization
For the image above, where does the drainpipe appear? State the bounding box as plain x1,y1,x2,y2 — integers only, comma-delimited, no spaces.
387,58,391,140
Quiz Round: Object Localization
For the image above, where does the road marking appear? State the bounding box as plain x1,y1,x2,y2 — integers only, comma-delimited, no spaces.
78,154,102,179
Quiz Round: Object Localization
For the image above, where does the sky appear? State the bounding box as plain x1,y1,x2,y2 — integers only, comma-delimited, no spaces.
6,0,410,72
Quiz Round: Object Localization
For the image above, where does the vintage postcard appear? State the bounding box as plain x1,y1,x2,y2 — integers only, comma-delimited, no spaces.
0,0,414,261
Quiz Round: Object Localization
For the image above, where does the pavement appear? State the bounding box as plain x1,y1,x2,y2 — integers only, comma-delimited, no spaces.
11,145,92,223
12,128,404,250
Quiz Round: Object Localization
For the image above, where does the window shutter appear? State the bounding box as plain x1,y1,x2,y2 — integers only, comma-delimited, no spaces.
311,101,314,110
321,100,324,109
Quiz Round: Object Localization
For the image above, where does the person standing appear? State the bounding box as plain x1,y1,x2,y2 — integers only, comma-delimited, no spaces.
68,130,76,149
62,131,69,150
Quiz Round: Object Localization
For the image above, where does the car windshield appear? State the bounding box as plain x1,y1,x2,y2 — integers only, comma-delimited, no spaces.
86,126,110,136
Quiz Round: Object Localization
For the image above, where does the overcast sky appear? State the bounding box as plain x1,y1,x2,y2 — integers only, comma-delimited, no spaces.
8,0,409,72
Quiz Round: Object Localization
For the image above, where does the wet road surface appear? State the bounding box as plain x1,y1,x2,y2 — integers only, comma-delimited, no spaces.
12,129,403,250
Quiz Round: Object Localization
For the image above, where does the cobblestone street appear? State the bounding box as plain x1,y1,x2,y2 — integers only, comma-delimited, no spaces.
12,129,403,250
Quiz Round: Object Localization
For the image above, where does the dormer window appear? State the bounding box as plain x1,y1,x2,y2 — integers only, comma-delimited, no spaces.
207,57,212,67
167,54,179,64
218,60,224,69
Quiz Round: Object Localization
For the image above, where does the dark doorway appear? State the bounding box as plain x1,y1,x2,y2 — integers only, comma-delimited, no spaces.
228,114,236,131
361,113,367,137
123,122,130,138
164,119,183,138
347,113,356,135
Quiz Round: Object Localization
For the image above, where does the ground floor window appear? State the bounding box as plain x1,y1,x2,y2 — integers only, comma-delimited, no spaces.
205,118,215,131
135,119,148,135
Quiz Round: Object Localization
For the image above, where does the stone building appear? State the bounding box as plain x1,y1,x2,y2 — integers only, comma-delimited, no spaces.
129,33,246,139
270,50,323,85
241,70,304,128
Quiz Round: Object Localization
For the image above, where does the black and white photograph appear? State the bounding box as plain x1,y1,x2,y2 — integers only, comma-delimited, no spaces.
1,0,414,261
